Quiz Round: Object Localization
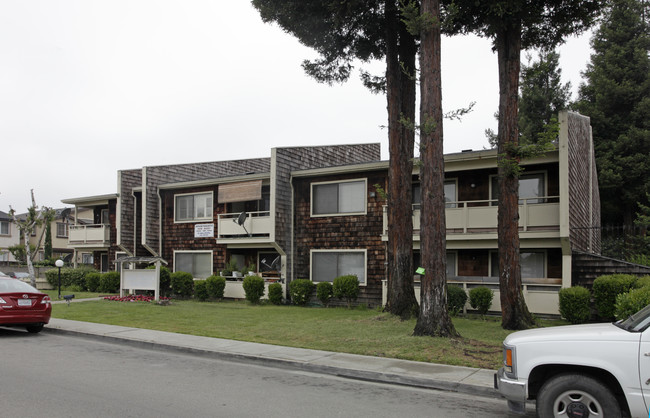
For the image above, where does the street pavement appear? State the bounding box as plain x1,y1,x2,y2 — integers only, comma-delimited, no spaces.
46,299,500,399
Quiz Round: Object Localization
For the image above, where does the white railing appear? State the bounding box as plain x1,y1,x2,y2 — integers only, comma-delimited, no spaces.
217,211,272,238
383,197,560,235
68,224,110,246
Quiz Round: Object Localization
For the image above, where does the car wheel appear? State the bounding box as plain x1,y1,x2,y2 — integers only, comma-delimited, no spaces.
536,373,621,418
25,324,44,333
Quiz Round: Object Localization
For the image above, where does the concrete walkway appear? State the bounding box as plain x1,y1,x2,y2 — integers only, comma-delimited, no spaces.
44,304,500,399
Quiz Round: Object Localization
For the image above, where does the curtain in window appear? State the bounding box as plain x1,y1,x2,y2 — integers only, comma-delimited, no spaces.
312,251,365,284
338,181,365,213
176,252,212,279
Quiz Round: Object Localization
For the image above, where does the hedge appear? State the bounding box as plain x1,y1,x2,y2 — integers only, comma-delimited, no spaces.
593,274,637,320
559,286,591,324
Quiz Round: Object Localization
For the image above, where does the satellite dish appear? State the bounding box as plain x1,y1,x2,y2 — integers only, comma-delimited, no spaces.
232,212,250,236
270,256,280,271
261,256,281,271
60,208,71,220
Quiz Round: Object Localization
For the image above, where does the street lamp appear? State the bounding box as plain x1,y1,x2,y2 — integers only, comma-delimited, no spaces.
55,259,64,299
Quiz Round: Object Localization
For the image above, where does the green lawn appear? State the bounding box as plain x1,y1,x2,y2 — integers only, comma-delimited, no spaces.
51,298,565,369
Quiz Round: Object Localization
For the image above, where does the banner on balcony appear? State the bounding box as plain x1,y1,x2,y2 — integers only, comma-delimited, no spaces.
194,223,214,238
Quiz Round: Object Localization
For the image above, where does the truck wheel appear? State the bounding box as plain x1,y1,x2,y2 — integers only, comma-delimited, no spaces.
536,373,621,418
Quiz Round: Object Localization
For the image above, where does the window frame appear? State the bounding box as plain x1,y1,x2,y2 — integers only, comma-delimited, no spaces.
173,250,213,279
174,191,214,223
0,221,9,236
56,222,68,238
489,249,546,279
412,179,457,209
310,249,367,286
489,171,547,205
311,178,367,217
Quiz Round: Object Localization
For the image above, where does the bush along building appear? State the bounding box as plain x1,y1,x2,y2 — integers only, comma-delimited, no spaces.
63,111,617,314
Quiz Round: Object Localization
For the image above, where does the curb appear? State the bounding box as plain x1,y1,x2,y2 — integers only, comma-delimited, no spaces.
43,323,500,399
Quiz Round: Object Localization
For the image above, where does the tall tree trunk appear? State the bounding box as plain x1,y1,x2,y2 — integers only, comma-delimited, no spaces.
496,25,535,330
413,0,459,337
384,0,419,319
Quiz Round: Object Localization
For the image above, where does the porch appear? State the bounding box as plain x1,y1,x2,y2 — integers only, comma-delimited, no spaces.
67,224,111,248
216,211,272,244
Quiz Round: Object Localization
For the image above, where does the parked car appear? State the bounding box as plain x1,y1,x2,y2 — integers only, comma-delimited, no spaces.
495,304,650,417
5,272,31,280
0,277,51,333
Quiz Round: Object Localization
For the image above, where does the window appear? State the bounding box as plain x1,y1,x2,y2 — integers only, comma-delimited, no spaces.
491,173,546,204
175,192,213,222
412,180,457,209
56,222,68,238
413,251,457,277
82,253,93,264
490,250,545,279
312,179,366,216
0,221,9,235
101,209,109,224
175,251,212,279
311,250,366,285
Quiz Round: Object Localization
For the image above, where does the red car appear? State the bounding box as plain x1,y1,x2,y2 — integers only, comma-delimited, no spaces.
0,277,51,333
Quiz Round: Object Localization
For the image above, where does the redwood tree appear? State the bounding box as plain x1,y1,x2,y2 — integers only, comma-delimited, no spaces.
444,0,601,329
413,0,459,337
252,0,419,317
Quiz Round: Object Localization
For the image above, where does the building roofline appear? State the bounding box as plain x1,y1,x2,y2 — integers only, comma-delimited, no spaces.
61,193,118,206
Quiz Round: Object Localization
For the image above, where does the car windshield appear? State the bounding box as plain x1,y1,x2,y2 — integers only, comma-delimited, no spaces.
616,304,650,332
0,279,40,294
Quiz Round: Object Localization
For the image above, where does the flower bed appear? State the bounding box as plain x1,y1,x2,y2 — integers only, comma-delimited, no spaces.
104,295,170,303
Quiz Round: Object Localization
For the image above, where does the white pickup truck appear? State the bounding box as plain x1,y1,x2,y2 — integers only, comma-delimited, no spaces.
495,304,650,417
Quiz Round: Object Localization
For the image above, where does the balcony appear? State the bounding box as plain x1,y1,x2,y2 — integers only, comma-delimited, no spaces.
383,197,560,238
216,211,272,244
67,224,111,248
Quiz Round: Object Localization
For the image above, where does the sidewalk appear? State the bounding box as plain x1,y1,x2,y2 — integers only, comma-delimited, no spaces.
44,307,499,399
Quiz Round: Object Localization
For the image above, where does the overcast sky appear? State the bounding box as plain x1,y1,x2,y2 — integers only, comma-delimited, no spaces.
0,1,593,212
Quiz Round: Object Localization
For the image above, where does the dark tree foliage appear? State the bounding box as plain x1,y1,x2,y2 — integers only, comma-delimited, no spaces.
252,0,420,318
519,50,571,143
575,0,650,226
443,0,601,329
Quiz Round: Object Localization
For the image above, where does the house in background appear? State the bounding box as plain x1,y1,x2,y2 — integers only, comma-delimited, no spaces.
17,207,94,264
62,111,608,314
61,194,118,271
0,210,19,264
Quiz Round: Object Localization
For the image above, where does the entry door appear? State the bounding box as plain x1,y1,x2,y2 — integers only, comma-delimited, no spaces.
100,253,109,272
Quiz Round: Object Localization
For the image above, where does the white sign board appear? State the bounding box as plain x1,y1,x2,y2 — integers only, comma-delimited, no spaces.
195,223,214,238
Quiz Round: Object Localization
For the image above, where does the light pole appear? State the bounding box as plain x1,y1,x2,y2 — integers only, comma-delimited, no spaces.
55,259,64,299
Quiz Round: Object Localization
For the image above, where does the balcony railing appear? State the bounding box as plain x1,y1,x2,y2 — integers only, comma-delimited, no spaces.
217,211,272,241
383,197,560,236
68,224,111,247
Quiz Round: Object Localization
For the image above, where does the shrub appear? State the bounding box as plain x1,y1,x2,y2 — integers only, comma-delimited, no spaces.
45,265,96,290
333,275,359,308
194,280,209,301
447,285,468,316
593,274,637,320
242,275,265,304
316,281,333,307
634,275,650,289
268,282,283,305
559,286,591,324
99,271,121,293
615,286,650,320
86,272,101,292
171,271,195,298
206,275,226,299
469,287,494,316
289,279,315,306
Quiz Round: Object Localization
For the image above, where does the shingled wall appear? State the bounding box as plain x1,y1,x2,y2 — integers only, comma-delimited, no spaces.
565,111,601,254
273,144,381,283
